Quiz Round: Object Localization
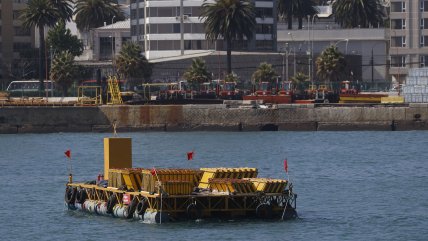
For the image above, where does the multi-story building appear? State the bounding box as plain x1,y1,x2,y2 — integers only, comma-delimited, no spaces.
390,0,428,84
0,0,35,90
279,4,388,90
130,0,277,60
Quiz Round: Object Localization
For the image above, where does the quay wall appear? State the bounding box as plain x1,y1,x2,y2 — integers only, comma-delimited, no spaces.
1,104,428,133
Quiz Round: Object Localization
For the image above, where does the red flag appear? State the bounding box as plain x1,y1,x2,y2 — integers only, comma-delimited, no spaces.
150,167,157,176
284,159,288,173
64,149,71,159
187,151,194,160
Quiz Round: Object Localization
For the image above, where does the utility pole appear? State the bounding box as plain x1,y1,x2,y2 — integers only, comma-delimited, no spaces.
371,48,374,86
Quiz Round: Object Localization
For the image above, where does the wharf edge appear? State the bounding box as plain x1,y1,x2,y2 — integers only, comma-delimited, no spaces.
1,103,428,133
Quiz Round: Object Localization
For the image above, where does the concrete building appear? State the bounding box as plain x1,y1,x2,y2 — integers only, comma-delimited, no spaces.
276,2,390,90
92,20,131,61
0,0,35,90
130,0,277,60
389,0,428,85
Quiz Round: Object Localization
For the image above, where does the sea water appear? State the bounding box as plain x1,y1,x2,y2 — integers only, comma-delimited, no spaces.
0,131,427,241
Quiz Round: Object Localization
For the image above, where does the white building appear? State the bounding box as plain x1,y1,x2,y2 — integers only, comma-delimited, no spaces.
130,0,277,60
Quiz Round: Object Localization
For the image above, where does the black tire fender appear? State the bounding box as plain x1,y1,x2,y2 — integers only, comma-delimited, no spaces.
256,203,273,219
64,187,77,204
186,203,202,220
126,196,139,219
75,189,87,204
136,197,148,216
106,194,117,214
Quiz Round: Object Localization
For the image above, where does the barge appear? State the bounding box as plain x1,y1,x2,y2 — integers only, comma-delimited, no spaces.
64,137,297,223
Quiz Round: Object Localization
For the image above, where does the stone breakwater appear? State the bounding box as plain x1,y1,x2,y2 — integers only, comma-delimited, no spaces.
1,104,428,134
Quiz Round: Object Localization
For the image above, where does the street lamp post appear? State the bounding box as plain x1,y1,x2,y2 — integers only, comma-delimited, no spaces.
281,43,289,81
111,16,116,74
311,15,316,83
334,39,349,54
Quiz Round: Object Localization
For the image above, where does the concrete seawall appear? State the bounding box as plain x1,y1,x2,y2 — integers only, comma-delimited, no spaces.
1,104,428,134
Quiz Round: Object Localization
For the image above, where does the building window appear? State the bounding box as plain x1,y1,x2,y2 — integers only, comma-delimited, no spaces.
422,36,428,47
173,23,180,33
391,55,406,67
420,56,428,67
422,1,428,12
148,7,158,17
256,24,273,34
158,7,174,17
391,2,406,12
391,36,406,47
392,19,405,29
14,27,31,36
256,8,273,18
13,10,21,20
256,40,273,50
422,19,428,29
13,42,32,53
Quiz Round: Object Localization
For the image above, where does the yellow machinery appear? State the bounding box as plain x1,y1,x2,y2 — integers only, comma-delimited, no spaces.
107,76,123,104
77,85,102,105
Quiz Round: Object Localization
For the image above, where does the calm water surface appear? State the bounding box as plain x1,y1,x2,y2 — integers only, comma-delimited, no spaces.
0,131,427,241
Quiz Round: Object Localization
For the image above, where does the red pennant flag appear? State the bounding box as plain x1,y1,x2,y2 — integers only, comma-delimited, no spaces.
150,167,157,176
284,159,288,173
187,151,194,161
64,149,71,159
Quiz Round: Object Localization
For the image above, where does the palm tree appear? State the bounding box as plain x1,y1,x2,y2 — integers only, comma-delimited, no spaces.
50,51,77,96
251,62,277,84
74,0,125,31
183,58,212,89
295,0,318,29
277,0,293,30
316,45,347,86
290,72,308,93
50,0,73,22
332,0,385,28
20,0,73,92
201,0,256,74
278,0,318,30
115,42,152,89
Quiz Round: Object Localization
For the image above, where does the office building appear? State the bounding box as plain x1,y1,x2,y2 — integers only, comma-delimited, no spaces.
0,0,35,89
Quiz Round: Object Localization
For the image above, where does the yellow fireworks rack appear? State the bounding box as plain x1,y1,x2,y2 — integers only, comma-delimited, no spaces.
108,168,143,191
198,167,258,188
244,178,288,193
208,178,256,194
140,168,203,194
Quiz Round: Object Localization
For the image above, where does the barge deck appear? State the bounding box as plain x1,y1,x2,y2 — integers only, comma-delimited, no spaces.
64,137,297,223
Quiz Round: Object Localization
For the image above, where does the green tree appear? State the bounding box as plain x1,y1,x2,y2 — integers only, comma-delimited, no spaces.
201,0,256,74
47,22,84,57
74,0,125,31
20,0,73,92
316,45,347,86
251,62,277,84
50,0,73,22
183,58,212,89
278,0,318,30
290,72,308,92
333,0,385,28
115,42,152,89
225,73,239,83
50,51,77,96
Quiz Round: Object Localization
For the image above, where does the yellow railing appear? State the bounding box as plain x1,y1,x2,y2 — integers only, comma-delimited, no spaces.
107,76,123,104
